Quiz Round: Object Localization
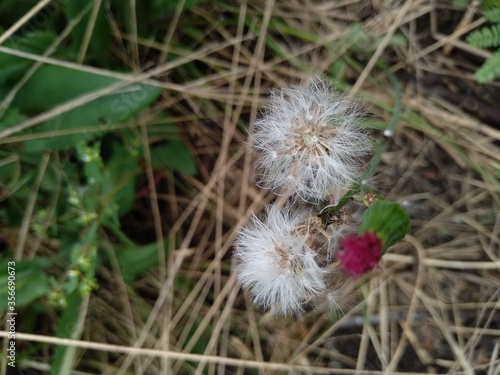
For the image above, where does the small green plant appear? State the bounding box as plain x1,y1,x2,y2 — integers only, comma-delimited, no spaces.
0,0,200,372
465,4,500,83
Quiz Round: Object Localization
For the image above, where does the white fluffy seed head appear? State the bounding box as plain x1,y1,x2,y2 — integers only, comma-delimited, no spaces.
253,76,373,202
234,204,329,316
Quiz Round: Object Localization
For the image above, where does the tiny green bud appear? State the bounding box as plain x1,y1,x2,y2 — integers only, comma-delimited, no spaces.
67,269,80,278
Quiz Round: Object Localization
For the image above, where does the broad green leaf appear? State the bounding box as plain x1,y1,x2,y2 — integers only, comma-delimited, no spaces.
0,31,56,84
151,141,197,175
116,240,169,283
10,65,161,152
0,108,29,130
0,258,52,309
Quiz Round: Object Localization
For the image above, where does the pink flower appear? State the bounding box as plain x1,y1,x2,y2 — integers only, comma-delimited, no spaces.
337,232,382,277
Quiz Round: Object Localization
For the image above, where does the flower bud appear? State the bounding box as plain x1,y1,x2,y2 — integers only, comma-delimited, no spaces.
359,200,411,252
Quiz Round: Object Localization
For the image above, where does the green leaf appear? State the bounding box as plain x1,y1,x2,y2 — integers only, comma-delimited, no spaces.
466,24,500,48
10,64,161,152
101,140,139,218
0,258,52,309
64,0,109,61
49,290,83,375
151,140,197,175
116,240,169,283
0,107,27,131
484,7,500,23
360,200,411,252
474,50,500,84
0,31,57,84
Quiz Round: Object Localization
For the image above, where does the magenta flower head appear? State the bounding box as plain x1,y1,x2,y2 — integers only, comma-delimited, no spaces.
336,200,411,277
337,232,382,277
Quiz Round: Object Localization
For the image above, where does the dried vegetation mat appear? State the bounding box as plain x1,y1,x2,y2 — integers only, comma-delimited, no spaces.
3,0,500,374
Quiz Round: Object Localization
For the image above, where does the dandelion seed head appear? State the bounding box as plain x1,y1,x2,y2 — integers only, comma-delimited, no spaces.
234,204,329,316
253,76,373,201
